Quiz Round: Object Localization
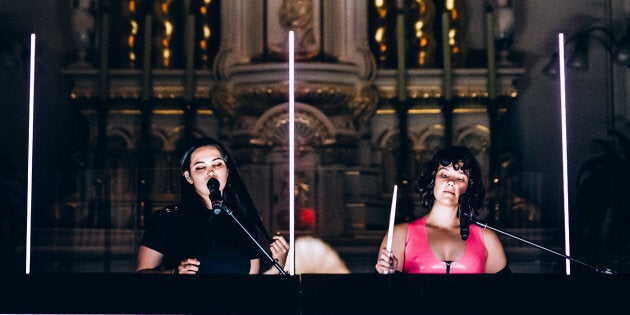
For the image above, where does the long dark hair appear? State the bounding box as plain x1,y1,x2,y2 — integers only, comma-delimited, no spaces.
416,146,485,214
178,137,272,255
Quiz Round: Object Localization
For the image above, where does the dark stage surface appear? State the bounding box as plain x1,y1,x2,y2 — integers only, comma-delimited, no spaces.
1,273,627,314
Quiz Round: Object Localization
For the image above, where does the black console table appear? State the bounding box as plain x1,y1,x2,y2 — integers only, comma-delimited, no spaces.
2,273,626,314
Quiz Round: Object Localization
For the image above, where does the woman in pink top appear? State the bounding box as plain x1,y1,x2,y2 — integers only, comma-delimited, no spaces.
375,146,508,274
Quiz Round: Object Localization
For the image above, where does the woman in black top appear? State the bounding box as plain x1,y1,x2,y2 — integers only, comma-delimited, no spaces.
136,138,288,274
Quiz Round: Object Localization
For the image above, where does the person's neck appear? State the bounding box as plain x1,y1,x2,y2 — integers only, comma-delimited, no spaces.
425,205,458,228
189,194,212,212
201,196,212,210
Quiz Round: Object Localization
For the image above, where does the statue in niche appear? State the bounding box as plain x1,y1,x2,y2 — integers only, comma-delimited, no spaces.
268,0,320,60
70,0,97,68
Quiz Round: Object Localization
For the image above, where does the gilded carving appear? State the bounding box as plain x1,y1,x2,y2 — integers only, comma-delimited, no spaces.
408,0,436,67
195,0,218,69
440,0,467,66
250,104,339,147
153,0,176,68
121,0,142,68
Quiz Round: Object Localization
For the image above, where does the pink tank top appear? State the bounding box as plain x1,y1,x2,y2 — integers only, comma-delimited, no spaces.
403,217,486,274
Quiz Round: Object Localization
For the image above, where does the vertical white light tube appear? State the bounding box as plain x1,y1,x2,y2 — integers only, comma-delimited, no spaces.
558,33,571,275
26,33,36,274
288,30,296,276
385,185,398,255
384,185,398,274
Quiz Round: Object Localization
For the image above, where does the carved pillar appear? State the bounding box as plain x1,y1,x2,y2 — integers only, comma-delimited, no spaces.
323,0,375,78
214,0,264,75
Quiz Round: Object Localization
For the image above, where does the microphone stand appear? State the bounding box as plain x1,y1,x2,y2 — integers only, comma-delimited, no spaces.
215,204,287,275
472,218,616,275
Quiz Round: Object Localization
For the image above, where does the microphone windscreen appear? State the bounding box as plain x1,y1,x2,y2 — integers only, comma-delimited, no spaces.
208,178,222,203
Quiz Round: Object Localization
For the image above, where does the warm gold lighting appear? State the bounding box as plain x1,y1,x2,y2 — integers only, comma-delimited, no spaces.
154,0,175,68
408,0,436,67
197,0,214,68
445,0,454,10
441,0,467,66
122,0,140,68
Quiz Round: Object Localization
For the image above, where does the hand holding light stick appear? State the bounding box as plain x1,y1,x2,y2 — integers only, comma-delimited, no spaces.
386,185,398,255
384,185,398,274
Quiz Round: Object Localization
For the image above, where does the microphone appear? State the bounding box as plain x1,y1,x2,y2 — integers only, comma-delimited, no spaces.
458,194,471,241
208,178,223,215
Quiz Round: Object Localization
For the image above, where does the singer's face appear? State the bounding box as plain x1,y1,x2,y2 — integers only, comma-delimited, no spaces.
184,145,228,198
433,163,469,207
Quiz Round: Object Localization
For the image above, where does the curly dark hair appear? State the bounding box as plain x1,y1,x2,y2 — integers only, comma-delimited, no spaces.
416,146,485,215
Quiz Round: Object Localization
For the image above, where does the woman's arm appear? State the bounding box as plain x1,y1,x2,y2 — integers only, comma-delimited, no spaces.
249,259,261,274
136,245,170,274
483,229,508,273
262,235,290,274
375,223,407,273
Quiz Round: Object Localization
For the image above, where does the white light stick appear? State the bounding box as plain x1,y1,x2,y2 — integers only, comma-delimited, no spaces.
386,185,398,254
288,30,296,276
26,33,36,274
558,33,571,275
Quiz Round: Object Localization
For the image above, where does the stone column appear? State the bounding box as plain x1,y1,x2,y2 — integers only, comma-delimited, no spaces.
213,0,264,78
323,0,375,80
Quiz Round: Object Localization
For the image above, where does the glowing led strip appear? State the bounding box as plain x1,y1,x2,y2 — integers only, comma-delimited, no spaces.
558,33,571,275
288,30,295,276
26,33,36,274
